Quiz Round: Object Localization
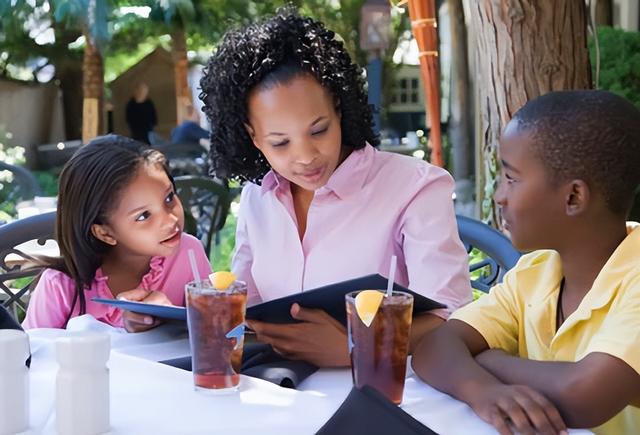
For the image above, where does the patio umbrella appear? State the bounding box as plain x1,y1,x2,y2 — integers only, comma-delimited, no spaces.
402,0,444,167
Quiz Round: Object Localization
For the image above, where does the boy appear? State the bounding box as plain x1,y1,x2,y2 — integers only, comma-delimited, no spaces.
412,90,640,435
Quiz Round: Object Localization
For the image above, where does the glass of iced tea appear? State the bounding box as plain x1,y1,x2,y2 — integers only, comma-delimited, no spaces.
346,290,413,405
186,279,247,393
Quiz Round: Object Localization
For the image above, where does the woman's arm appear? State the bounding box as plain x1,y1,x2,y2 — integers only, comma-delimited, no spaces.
230,189,261,306
247,303,350,367
400,167,473,317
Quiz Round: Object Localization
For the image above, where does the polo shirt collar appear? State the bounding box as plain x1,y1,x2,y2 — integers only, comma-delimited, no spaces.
520,223,640,338
562,222,640,329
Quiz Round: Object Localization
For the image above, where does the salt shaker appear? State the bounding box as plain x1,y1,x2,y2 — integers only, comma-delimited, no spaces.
0,330,30,435
56,333,110,435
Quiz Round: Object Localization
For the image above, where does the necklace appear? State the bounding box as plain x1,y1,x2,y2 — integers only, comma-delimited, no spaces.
556,277,566,330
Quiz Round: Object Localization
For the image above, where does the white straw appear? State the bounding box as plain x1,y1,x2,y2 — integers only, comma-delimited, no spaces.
187,249,202,285
386,255,397,297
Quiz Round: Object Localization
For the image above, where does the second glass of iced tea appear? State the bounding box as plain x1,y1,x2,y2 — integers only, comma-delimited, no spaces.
346,290,413,404
186,280,247,393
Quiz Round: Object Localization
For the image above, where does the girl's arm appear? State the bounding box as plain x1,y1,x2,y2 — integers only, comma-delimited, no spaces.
22,269,74,329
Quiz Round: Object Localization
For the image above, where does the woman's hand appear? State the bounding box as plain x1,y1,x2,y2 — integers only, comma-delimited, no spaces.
247,303,350,367
118,289,173,333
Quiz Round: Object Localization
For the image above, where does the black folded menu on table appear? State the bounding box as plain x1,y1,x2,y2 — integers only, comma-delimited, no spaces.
160,342,318,389
93,273,446,326
316,386,438,435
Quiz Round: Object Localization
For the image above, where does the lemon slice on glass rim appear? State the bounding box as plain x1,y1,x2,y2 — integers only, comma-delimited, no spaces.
354,290,384,327
209,271,237,290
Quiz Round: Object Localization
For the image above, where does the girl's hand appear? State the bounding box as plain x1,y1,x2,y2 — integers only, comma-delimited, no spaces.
118,289,173,333
246,303,350,367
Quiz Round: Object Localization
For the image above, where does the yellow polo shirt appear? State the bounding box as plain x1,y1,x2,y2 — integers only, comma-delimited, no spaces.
451,223,640,435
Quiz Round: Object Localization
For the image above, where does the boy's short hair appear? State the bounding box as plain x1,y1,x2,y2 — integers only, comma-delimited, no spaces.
513,90,640,216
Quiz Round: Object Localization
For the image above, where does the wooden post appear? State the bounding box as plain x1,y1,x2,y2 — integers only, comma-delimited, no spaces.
447,0,473,181
81,32,103,143
407,0,444,167
172,29,192,125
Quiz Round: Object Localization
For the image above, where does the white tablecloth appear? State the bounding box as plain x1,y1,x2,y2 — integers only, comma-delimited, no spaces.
22,316,593,435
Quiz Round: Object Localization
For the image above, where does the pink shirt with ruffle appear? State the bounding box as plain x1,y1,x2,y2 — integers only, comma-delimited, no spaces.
22,233,211,329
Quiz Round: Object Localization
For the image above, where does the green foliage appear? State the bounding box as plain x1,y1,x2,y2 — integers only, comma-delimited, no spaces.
53,0,114,50
589,26,640,107
481,151,499,225
104,40,160,82
0,126,25,218
590,27,640,220
2,0,373,85
210,189,242,271
0,125,59,220
211,208,237,272
468,248,490,300
150,0,195,26
33,170,60,197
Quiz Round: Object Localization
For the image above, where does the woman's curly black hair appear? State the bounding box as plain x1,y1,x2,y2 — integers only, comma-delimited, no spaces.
199,6,378,184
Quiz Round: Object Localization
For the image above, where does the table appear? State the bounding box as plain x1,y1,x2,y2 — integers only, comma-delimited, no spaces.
23,316,593,435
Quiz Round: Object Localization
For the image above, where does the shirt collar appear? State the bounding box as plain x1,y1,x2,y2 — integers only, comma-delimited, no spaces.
259,170,284,195
516,250,563,305
575,222,640,310
321,143,374,199
522,222,640,332
259,143,375,199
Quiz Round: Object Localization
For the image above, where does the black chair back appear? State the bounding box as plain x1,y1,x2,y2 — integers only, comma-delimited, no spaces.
175,176,231,256
0,162,43,219
456,215,521,293
0,212,56,318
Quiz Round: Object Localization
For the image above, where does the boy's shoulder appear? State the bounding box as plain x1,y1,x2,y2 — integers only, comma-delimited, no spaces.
496,250,562,301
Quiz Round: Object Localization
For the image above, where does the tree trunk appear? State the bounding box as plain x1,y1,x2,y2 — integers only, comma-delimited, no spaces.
81,31,104,143
470,0,592,228
172,28,191,125
52,22,83,141
447,0,473,181
56,60,83,140
595,0,613,26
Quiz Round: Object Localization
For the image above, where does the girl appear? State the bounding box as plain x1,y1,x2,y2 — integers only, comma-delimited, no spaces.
199,8,472,367
22,135,211,332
